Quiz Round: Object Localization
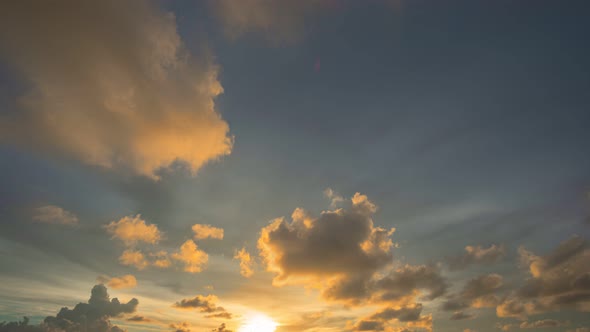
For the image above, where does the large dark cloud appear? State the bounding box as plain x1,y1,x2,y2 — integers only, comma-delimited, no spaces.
0,284,138,332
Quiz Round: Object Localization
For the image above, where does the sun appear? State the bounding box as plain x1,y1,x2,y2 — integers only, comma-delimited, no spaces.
238,314,278,332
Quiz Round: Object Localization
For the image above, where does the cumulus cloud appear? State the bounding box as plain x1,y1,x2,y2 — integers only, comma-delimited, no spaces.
126,315,153,323
105,215,162,246
105,275,137,290
258,192,440,331
211,323,232,332
174,294,232,319
171,240,209,273
0,284,138,332
447,244,506,270
119,249,149,270
234,247,254,278
496,236,590,319
212,0,336,42
32,205,78,225
192,224,224,240
0,0,232,178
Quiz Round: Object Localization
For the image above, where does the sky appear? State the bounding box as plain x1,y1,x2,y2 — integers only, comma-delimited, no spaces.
0,1,589,332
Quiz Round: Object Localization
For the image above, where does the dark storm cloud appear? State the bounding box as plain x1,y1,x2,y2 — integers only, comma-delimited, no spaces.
0,284,137,332
447,244,506,271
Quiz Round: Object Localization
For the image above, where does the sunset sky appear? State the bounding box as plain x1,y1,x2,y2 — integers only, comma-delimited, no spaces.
0,1,589,332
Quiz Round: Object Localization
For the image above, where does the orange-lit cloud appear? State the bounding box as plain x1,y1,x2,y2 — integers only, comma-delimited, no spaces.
447,244,506,270
496,236,589,319
32,205,78,225
119,249,149,270
192,224,224,240
105,215,162,246
171,240,209,273
150,250,172,268
104,274,138,290
0,0,232,178
234,247,254,278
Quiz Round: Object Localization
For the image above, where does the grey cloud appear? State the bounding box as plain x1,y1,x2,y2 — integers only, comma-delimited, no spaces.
0,284,137,332
497,236,590,318
173,295,231,319
447,244,506,270
443,274,503,313
450,311,475,320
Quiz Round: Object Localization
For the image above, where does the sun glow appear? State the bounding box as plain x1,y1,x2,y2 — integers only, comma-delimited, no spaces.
238,314,278,332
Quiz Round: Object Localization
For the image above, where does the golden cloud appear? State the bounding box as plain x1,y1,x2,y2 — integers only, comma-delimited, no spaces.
105,215,162,246
106,274,137,290
0,0,232,178
172,240,209,273
234,247,254,278
119,249,149,270
32,205,78,226
192,224,225,240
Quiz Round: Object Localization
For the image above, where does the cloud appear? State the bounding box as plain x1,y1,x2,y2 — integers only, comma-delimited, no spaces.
119,249,149,270
126,315,153,323
447,244,506,270
0,0,232,178
443,274,503,312
192,224,224,240
212,0,336,42
170,322,192,332
234,247,254,278
150,250,172,268
173,294,232,319
258,193,393,288
105,274,137,290
32,205,78,225
105,215,162,246
496,236,590,319
171,240,209,273
212,323,232,332
258,192,439,331
450,311,475,320
519,319,568,328
324,188,344,207
0,284,138,332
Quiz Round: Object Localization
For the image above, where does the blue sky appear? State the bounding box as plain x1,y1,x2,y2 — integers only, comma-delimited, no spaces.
0,1,589,332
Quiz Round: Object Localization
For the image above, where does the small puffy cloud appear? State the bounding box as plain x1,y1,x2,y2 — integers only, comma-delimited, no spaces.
0,0,232,179
171,240,209,273
234,247,254,278
105,274,137,290
105,215,162,246
212,323,232,332
170,322,192,332
119,249,149,270
32,205,78,225
447,244,506,270
497,236,589,319
192,224,224,240
324,188,344,207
